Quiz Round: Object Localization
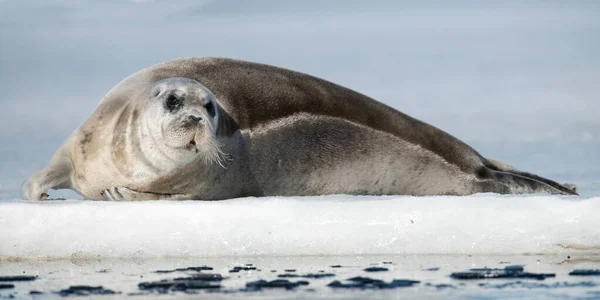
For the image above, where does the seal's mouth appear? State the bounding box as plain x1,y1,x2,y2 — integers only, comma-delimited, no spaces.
181,130,230,168
187,139,199,153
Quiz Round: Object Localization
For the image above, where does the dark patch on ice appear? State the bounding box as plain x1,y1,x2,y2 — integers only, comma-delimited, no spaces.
364,267,388,272
138,275,223,293
56,286,119,296
97,269,110,273
139,280,220,293
569,269,600,276
246,279,309,290
423,267,440,271
0,276,37,282
382,261,393,264
284,269,296,272
29,290,43,295
425,283,456,289
450,265,555,280
330,265,342,268
173,274,224,282
127,292,149,296
479,281,597,289
327,276,419,289
278,273,335,279
498,261,511,264
0,284,14,289
155,266,213,273
229,266,257,273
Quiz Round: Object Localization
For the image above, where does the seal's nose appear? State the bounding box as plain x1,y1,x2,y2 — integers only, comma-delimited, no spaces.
188,115,203,124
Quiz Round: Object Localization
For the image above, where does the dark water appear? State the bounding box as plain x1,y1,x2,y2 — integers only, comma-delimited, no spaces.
1,255,600,299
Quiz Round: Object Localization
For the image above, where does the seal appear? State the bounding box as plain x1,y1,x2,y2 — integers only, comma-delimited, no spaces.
21,57,578,200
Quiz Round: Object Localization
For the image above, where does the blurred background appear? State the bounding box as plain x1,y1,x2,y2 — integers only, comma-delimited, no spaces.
0,0,598,198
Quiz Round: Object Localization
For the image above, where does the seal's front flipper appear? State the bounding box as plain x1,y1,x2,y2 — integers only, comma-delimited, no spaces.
20,180,50,200
101,186,189,201
21,137,74,200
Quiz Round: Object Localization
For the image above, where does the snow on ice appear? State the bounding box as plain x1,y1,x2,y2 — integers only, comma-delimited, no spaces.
1,195,598,260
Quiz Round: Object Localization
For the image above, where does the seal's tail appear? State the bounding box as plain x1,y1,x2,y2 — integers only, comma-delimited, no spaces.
481,158,578,195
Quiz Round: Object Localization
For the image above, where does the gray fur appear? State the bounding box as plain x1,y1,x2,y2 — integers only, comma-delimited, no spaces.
21,57,578,200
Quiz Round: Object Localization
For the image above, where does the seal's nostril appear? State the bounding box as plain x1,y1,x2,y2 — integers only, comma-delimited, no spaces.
188,115,203,123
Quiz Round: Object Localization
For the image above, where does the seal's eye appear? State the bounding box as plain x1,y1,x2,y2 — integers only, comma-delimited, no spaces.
165,94,183,112
205,102,215,118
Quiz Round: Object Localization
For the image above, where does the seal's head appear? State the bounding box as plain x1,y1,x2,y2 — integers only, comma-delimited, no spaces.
143,77,229,167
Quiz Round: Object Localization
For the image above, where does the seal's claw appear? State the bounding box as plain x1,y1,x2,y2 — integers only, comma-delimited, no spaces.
563,183,578,194
101,187,137,201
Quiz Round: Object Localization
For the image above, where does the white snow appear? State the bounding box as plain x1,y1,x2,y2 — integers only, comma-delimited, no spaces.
1,195,599,260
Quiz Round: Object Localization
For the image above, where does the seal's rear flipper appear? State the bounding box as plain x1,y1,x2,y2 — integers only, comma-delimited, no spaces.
563,183,578,194
482,158,579,195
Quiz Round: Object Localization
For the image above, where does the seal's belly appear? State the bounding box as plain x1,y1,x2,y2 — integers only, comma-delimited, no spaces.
245,114,476,196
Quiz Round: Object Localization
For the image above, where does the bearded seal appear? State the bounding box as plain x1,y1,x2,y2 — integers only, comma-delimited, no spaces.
21,57,578,200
